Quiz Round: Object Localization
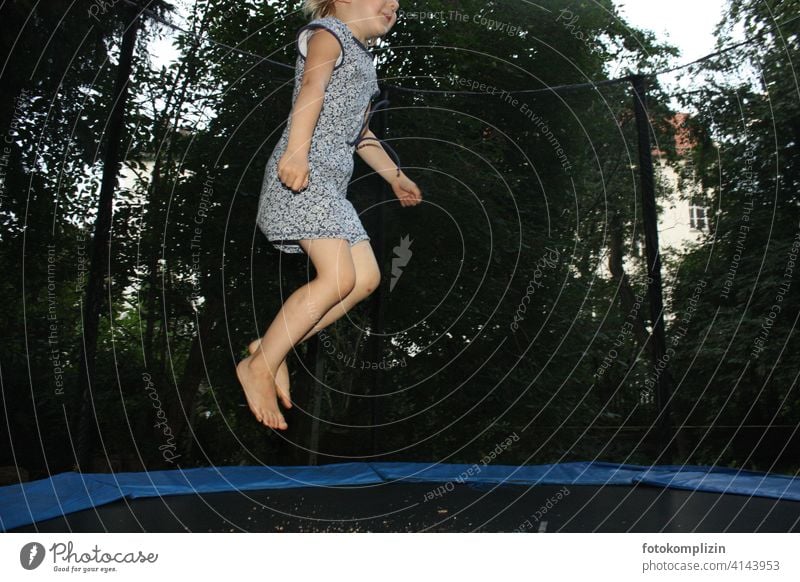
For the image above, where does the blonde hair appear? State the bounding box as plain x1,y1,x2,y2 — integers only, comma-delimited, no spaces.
302,0,337,20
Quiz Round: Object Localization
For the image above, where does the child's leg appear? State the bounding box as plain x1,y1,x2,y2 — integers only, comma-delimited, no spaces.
238,238,357,429
247,240,379,411
249,239,380,350
302,239,381,334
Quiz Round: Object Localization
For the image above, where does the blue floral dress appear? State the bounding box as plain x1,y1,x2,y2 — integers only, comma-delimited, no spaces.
256,15,401,254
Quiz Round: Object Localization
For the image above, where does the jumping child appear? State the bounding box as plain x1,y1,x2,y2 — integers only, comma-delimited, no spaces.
237,0,422,430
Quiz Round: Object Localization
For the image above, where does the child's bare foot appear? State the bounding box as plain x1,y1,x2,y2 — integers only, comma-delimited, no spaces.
248,338,292,409
235,356,288,430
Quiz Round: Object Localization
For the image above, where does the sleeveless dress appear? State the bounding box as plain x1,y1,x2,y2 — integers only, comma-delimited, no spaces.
256,15,401,255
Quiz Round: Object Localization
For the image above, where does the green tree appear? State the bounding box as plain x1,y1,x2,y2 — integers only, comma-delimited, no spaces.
671,0,800,471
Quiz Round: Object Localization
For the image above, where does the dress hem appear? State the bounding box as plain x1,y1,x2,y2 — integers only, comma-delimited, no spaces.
263,231,370,254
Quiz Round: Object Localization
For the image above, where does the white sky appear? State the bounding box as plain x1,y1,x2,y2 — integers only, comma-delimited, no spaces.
614,0,731,107
149,0,733,109
151,0,730,65
617,0,727,62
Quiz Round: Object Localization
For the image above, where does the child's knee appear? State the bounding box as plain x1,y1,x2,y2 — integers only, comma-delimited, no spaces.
355,265,380,296
364,272,381,296
309,277,352,313
342,270,357,296
322,270,356,301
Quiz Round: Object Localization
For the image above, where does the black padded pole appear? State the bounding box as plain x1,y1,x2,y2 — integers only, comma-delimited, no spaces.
631,74,676,463
368,85,391,458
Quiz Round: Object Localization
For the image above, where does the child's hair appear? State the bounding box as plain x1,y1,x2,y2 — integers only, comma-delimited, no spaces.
302,0,337,20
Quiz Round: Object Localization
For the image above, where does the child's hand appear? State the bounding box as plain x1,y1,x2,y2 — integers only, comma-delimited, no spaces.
277,148,310,193
390,172,423,207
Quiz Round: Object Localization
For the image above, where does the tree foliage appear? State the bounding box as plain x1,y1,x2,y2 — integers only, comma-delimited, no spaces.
1,0,796,477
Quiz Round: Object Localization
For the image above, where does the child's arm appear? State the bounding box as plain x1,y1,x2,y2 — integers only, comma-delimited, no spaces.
356,128,423,207
355,128,403,184
278,28,342,192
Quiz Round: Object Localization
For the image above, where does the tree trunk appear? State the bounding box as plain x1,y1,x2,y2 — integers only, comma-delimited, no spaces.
72,11,141,471
144,2,210,368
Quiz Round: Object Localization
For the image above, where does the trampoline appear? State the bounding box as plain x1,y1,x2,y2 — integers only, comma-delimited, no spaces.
2,461,800,533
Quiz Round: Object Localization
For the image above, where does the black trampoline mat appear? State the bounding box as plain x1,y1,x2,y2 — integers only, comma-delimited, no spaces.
10,482,800,533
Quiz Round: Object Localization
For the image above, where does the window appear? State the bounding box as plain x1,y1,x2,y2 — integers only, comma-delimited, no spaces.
689,205,707,231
